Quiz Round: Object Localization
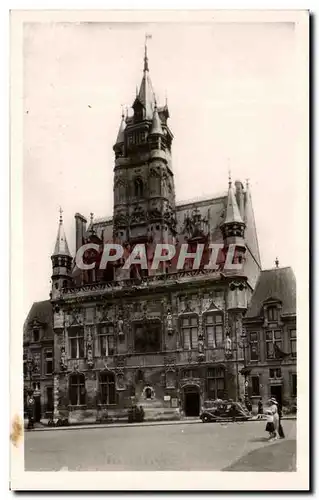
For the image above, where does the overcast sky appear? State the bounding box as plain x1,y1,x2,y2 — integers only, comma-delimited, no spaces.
23,20,300,318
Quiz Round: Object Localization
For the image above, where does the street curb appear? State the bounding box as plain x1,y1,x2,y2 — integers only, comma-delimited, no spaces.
25,416,296,433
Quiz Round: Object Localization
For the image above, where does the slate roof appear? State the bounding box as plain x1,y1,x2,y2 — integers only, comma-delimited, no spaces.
23,300,53,340
245,267,296,318
53,220,71,257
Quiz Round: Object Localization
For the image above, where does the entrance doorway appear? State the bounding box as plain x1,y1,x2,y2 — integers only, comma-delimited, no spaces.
34,396,42,422
270,385,282,406
184,387,200,417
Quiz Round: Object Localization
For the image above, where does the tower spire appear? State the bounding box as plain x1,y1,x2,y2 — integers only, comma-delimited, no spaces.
115,107,126,144
53,208,71,257
223,177,244,226
135,34,155,120
144,33,152,72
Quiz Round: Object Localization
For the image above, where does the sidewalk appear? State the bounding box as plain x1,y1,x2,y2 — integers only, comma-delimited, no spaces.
24,415,296,432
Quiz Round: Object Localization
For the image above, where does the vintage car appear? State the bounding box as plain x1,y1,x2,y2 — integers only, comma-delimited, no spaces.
200,400,251,423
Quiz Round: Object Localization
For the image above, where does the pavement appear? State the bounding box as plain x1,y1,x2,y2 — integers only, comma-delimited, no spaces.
24,419,296,471
24,414,296,432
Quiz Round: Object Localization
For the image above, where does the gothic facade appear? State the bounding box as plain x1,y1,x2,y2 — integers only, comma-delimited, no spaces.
24,44,296,423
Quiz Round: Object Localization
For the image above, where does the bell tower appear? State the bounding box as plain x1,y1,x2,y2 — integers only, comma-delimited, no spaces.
51,208,73,299
112,39,177,278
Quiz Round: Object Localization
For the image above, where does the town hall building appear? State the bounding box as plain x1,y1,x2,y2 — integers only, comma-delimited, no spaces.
23,44,296,423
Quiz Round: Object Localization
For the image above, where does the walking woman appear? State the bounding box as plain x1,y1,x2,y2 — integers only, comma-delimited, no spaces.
268,398,279,439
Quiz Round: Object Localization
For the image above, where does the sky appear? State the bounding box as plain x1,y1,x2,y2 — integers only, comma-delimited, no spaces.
23,20,301,318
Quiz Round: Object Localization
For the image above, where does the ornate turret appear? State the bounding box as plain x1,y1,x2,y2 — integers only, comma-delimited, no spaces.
113,110,126,158
112,37,177,279
51,208,73,298
133,40,156,121
221,175,246,240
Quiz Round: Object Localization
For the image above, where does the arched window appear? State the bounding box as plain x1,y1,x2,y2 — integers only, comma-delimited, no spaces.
69,373,86,406
134,178,144,198
99,371,116,405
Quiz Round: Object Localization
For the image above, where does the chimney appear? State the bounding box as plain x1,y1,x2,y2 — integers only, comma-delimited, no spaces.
235,181,245,219
75,213,87,252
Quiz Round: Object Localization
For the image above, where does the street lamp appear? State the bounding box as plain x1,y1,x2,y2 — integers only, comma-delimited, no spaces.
27,353,35,390
224,329,250,402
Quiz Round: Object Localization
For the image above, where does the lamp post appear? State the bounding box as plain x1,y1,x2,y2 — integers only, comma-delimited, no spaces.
224,329,250,402
27,353,35,390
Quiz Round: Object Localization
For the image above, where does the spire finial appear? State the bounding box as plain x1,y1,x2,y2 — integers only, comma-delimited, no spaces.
227,158,232,187
165,89,168,107
90,212,94,224
144,33,152,72
59,206,63,224
120,104,124,118
275,257,279,268
246,178,250,189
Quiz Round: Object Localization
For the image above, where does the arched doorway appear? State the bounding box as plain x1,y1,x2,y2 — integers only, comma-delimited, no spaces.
183,385,200,417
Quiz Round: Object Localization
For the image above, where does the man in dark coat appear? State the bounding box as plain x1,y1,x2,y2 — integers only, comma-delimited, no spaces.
276,401,285,438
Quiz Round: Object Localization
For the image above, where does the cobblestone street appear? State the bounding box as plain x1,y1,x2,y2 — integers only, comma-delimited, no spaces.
24,420,296,471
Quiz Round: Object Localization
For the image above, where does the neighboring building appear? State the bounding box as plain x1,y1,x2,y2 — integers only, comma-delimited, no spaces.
25,44,296,423
23,300,54,421
243,265,297,409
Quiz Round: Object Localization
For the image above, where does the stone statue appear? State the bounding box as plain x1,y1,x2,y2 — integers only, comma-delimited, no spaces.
225,335,232,356
198,339,204,354
60,346,67,370
167,311,173,332
118,318,124,335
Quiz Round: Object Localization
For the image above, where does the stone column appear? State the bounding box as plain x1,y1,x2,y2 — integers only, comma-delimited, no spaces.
53,374,59,421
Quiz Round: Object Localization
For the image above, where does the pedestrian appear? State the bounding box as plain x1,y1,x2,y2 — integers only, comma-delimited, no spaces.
229,399,237,422
268,398,279,439
257,398,263,419
275,401,285,439
245,399,252,413
265,409,275,440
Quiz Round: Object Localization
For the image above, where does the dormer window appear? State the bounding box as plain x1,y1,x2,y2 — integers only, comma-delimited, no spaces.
33,329,40,343
267,306,278,322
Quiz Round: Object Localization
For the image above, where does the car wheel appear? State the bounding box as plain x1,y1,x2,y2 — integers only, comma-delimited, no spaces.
201,415,210,423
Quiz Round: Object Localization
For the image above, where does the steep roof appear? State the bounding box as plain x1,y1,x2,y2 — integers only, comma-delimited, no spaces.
88,189,261,287
136,45,156,120
23,300,53,340
223,182,244,225
53,216,71,257
245,267,296,318
115,113,126,144
150,105,163,135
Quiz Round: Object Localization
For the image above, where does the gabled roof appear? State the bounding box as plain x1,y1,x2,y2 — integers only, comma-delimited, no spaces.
23,300,53,340
245,267,296,318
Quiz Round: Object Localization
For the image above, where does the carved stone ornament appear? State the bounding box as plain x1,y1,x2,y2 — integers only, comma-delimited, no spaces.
86,328,94,369
118,318,124,336
167,310,173,334
130,205,145,224
181,207,208,240
69,307,82,326
229,281,247,291
72,360,80,372
116,373,126,391
224,335,232,358
60,345,67,371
